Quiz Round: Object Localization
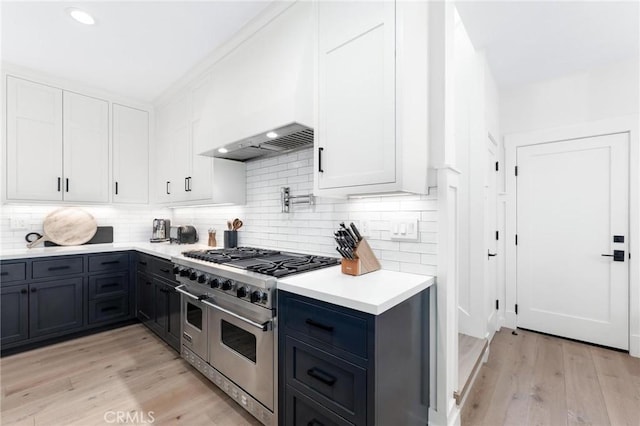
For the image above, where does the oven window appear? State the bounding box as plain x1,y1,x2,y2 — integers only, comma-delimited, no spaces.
186,302,203,330
221,320,257,363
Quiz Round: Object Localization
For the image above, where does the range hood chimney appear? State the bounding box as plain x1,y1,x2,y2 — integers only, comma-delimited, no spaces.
201,122,313,162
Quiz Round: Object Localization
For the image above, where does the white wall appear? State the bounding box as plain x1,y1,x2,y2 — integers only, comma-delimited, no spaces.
172,148,439,276
0,205,172,250
500,58,639,135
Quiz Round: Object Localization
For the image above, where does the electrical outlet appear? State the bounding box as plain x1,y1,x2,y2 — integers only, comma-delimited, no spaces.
360,220,370,237
390,218,419,241
10,218,28,230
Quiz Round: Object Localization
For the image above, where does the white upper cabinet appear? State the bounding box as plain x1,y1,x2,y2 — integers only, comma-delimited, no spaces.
153,73,245,206
112,104,149,204
315,1,430,197
63,91,109,203
6,76,111,203
6,76,63,201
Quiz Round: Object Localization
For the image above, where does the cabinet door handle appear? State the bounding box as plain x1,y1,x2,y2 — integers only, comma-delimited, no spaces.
138,261,148,266
159,268,171,273
100,282,119,288
185,177,188,192
101,306,119,312
101,260,120,265
308,421,324,426
115,181,119,195
57,177,61,192
21,288,27,294
65,178,69,192
0,272,8,276
166,181,171,195
318,147,324,173
306,367,337,386
305,318,334,332
48,265,70,271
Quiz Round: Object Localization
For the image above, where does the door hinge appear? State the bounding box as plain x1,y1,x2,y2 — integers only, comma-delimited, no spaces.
495,161,499,171
495,299,499,310
515,304,518,314
515,166,518,176
515,234,518,245
496,230,499,240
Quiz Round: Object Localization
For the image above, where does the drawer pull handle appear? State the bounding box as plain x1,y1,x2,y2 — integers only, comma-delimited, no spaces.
307,367,337,386
101,283,119,288
159,268,171,273
21,288,27,294
48,266,70,271
0,272,8,276
100,260,120,265
101,306,119,312
138,261,148,266
305,318,334,332
308,421,324,426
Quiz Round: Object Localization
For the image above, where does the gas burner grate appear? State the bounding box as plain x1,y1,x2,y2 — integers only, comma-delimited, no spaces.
245,256,339,278
182,247,281,263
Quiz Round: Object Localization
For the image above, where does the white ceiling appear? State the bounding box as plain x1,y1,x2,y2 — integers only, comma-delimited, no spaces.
455,1,640,89
1,1,272,103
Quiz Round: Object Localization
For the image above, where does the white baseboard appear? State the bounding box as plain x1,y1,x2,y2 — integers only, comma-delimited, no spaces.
630,334,640,358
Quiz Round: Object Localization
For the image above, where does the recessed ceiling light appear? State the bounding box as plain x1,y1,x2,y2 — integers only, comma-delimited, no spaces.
218,147,228,154
67,8,95,25
266,131,278,139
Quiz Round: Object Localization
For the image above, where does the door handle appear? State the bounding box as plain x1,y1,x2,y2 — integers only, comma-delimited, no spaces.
601,250,625,262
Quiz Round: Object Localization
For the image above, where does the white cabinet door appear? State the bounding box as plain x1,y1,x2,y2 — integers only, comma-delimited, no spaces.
6,76,63,201
112,104,149,204
317,1,396,190
189,74,213,201
63,91,109,202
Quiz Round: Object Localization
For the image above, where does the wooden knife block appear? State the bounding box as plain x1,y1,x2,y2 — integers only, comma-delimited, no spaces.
341,238,381,276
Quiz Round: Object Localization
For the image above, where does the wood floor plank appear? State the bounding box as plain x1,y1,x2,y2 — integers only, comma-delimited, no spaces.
0,324,261,426
526,334,567,426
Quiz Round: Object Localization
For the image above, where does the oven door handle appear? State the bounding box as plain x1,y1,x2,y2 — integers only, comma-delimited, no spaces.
175,285,201,301
201,299,272,332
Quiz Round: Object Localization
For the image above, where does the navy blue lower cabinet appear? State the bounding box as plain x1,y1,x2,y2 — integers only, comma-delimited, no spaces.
29,277,84,338
278,290,430,426
1,284,29,345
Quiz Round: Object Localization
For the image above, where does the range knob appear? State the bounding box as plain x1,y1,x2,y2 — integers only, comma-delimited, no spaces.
197,274,207,283
189,271,198,281
250,291,263,303
209,278,220,288
222,280,233,291
236,287,248,298
179,268,190,277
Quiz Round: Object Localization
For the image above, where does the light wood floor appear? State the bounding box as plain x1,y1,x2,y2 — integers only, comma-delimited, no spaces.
461,328,640,426
0,324,262,426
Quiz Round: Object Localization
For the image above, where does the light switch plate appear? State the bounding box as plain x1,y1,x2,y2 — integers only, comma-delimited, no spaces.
390,218,419,241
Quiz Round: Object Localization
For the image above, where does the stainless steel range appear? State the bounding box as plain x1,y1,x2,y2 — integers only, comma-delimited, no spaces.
171,247,339,426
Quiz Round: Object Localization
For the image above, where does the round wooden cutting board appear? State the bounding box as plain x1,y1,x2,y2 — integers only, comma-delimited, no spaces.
27,208,98,248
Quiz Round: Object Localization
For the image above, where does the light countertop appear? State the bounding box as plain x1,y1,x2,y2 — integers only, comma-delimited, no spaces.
1,243,435,315
0,242,211,261
277,267,434,315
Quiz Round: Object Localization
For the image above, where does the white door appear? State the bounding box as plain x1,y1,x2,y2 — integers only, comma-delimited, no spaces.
485,138,498,332
63,91,109,202
112,104,149,204
516,133,629,349
317,1,396,190
6,76,63,201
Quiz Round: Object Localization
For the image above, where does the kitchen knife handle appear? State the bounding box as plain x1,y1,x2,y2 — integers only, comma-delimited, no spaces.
318,147,324,173
350,222,362,241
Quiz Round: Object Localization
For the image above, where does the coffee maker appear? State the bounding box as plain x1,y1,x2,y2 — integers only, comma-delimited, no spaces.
150,219,171,242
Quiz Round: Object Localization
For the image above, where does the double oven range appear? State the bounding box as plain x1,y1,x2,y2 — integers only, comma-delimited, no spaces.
172,247,339,426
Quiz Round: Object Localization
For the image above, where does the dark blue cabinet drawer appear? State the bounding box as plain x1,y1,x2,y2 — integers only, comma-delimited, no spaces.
136,253,153,272
151,257,175,282
89,296,129,324
32,257,83,278
285,385,353,426
88,253,129,273
282,297,368,359
286,336,366,425
0,262,26,283
88,272,128,299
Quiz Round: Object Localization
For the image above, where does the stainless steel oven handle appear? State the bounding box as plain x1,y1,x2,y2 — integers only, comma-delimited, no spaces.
175,285,201,301
201,299,272,332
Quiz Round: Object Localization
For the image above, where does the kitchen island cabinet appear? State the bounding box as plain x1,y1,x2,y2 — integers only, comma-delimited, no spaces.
278,288,430,426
